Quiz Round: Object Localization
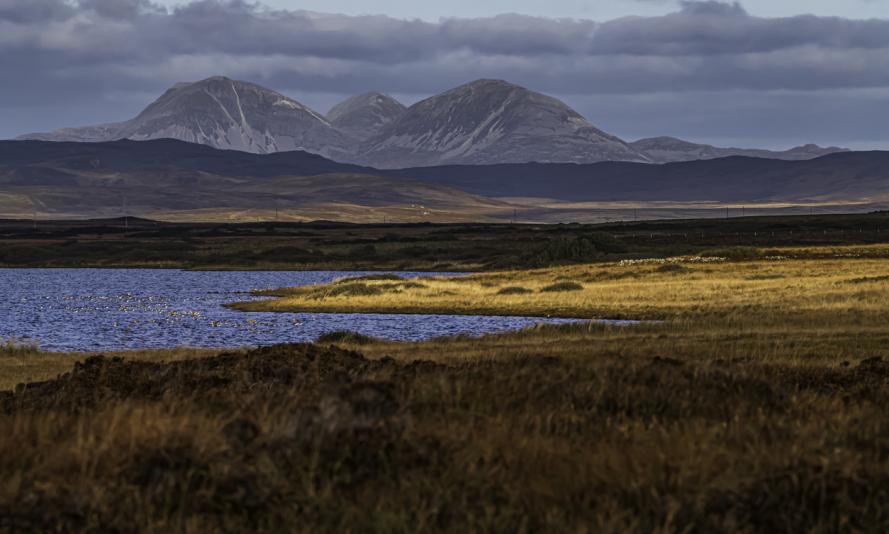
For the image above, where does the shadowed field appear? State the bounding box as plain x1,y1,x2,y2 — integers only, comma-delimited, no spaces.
3,212,889,271
2,318,889,531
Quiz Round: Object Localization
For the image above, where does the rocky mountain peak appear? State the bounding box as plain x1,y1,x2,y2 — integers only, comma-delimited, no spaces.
327,92,406,141
353,78,647,168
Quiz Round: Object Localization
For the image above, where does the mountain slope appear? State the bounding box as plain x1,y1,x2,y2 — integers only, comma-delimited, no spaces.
0,139,371,178
327,92,406,141
0,140,505,221
18,77,352,159
354,79,649,168
632,137,849,163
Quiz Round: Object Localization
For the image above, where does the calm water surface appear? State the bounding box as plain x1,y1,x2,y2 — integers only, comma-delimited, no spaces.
1,269,585,352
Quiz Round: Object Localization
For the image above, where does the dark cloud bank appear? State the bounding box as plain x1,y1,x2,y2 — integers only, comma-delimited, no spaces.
1,0,888,148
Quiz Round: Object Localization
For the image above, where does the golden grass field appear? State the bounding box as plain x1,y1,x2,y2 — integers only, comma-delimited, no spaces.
236,244,889,320
3,243,889,531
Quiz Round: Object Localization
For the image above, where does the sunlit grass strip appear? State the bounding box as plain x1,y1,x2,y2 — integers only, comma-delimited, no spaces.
235,251,889,321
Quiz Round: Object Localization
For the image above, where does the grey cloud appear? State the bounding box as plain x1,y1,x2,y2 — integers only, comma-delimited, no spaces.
1,0,889,148
0,0,73,23
79,0,164,19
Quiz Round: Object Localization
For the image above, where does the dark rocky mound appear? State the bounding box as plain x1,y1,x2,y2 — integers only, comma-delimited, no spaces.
1,344,402,414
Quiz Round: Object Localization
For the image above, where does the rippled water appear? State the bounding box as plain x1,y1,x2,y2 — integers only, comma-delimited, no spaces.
1,269,587,352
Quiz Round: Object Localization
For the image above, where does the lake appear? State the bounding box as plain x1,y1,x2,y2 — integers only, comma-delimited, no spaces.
1,269,587,352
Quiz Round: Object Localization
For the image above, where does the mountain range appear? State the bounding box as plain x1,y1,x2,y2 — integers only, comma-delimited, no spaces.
17,77,847,169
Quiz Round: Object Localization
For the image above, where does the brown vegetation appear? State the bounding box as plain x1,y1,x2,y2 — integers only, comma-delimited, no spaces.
2,309,889,531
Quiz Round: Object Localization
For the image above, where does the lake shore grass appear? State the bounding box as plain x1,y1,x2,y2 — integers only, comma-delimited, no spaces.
233,243,889,320
3,242,889,530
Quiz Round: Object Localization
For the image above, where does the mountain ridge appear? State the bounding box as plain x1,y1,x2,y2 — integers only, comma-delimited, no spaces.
18,76,352,159
632,136,849,163
18,77,851,168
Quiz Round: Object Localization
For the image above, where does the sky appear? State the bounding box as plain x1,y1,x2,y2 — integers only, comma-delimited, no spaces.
3,0,889,150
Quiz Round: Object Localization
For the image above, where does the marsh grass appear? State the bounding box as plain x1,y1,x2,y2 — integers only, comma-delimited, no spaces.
237,245,889,321
0,338,39,358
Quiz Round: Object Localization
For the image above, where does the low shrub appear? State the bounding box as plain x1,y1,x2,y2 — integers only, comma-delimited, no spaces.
399,282,428,290
532,234,627,265
497,286,534,295
656,264,689,274
316,330,379,345
746,274,785,281
540,281,584,293
319,282,385,298
315,281,427,299
348,244,378,257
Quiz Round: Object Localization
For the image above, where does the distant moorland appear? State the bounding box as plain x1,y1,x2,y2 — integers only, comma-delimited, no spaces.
2,212,889,271
1,139,887,223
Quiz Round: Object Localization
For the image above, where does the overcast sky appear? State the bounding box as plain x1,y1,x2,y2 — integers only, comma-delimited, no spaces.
153,0,889,20
3,0,889,149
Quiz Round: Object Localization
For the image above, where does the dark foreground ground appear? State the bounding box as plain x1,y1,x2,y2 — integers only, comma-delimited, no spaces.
2,212,889,270
2,329,889,532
